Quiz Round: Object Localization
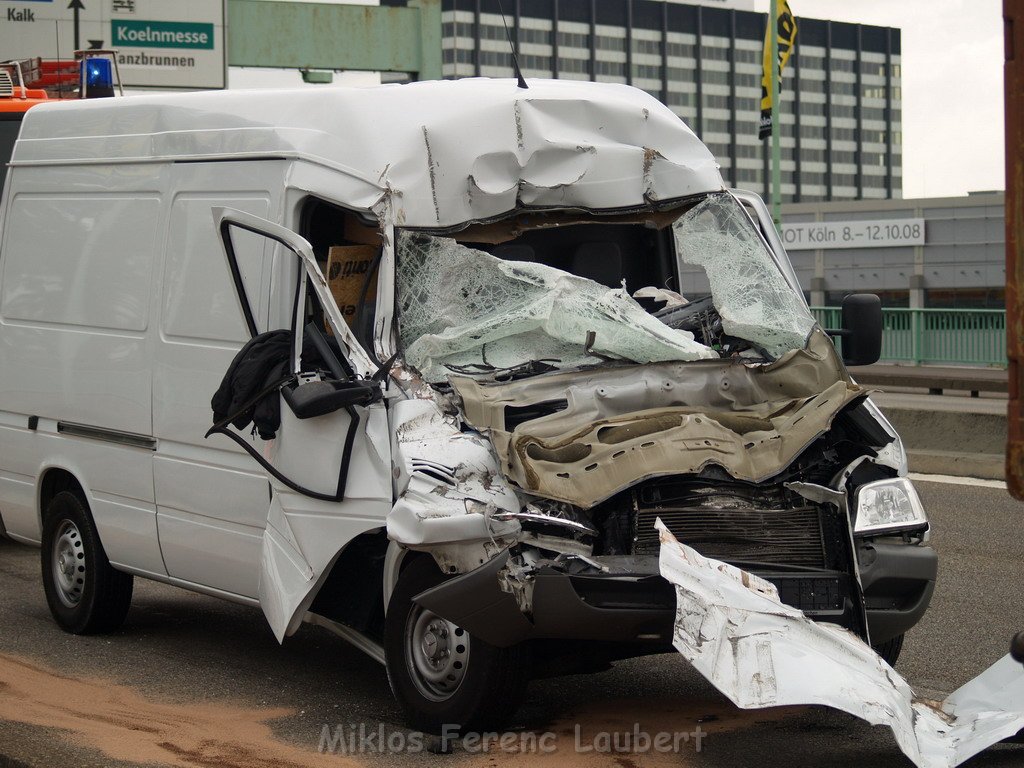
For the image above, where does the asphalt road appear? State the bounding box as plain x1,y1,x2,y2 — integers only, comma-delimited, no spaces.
0,477,1023,768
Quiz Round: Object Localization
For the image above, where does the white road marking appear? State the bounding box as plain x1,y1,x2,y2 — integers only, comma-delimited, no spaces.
908,472,1007,490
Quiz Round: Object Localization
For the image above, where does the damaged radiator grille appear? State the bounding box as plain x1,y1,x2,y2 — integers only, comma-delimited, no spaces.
631,481,828,569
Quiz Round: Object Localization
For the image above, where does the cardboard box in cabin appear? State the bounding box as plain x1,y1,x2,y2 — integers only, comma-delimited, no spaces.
326,245,379,329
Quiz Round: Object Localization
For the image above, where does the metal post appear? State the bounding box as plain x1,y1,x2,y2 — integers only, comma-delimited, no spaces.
770,0,782,225
1006,0,1024,497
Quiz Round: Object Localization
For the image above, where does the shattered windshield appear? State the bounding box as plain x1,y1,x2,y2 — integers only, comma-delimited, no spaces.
396,233,717,382
396,192,818,383
672,193,816,357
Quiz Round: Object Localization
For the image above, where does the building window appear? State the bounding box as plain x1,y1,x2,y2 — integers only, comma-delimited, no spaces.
557,31,591,49
633,38,662,56
595,60,626,78
734,72,760,88
635,64,662,81
666,42,696,58
705,118,733,134
800,124,826,140
522,55,552,72
798,54,825,70
518,27,552,45
558,57,590,75
480,50,513,68
703,93,732,110
666,66,695,82
666,91,693,107
596,35,626,52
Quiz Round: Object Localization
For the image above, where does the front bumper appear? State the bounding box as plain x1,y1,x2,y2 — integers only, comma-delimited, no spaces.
414,541,938,649
858,540,938,644
414,551,676,648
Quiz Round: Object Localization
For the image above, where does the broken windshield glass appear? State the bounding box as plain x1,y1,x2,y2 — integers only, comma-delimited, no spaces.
396,232,717,383
672,193,817,358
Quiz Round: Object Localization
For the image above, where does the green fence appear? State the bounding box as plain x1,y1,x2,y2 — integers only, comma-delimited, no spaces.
810,307,1007,367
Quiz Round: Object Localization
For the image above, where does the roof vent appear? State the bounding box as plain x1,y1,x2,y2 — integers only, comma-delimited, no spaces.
0,71,13,98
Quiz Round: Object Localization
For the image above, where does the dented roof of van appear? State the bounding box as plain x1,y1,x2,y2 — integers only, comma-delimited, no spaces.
11,78,724,228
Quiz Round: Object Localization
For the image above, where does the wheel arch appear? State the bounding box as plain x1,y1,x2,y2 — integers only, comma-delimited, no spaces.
38,464,91,528
305,531,426,637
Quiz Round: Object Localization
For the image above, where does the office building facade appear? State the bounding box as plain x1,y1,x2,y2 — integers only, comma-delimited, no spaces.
385,0,902,203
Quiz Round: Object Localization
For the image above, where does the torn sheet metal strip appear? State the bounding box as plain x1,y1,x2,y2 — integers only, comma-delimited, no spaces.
656,521,1024,768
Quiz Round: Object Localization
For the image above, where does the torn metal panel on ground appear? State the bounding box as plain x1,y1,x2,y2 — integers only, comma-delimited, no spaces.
657,522,1024,768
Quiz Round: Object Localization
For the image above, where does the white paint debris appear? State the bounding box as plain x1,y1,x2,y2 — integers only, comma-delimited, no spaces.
656,520,1024,768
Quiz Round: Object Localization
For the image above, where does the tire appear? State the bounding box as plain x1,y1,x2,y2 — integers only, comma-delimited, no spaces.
384,555,531,734
41,490,134,634
873,633,905,667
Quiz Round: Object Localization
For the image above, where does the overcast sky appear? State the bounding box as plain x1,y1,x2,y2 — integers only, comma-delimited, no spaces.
754,0,1005,198
229,0,1006,200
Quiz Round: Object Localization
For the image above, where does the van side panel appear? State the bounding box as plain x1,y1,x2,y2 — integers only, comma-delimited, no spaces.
152,162,284,599
0,164,164,572
0,192,158,434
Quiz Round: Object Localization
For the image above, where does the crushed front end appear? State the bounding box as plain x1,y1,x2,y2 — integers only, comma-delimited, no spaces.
386,191,936,661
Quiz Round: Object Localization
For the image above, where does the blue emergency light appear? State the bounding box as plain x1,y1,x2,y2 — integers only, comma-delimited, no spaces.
81,57,114,98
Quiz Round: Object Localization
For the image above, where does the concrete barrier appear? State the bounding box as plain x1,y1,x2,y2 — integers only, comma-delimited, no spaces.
875,399,1006,481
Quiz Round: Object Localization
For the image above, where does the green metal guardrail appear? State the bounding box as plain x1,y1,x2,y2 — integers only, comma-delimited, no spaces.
811,307,1007,367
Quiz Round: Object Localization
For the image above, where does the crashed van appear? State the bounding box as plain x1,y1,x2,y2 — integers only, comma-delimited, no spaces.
0,79,936,731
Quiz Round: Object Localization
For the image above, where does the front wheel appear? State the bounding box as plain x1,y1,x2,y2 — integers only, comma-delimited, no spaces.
384,555,530,734
41,490,134,634
873,633,905,667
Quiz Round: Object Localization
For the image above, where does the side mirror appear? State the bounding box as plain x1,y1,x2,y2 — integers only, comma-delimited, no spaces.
831,293,882,366
1012,632,1024,666
282,378,381,419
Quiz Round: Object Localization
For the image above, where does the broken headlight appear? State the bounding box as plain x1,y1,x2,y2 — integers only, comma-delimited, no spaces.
853,478,928,535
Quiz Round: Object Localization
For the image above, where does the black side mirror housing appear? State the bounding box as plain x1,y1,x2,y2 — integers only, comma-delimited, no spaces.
282,378,381,419
832,293,882,366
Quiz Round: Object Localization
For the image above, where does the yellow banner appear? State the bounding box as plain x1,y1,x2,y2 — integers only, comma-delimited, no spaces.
760,0,797,139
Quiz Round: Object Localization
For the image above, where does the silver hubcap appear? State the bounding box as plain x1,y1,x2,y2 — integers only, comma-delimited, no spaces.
52,520,86,608
405,606,470,701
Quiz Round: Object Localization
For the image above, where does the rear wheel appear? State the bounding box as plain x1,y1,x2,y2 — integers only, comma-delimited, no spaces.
41,490,133,634
873,633,905,667
384,556,530,734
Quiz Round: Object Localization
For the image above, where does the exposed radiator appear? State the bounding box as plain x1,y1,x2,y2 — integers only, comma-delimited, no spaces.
631,480,828,569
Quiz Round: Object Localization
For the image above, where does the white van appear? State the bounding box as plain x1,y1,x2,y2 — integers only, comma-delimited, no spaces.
0,79,936,732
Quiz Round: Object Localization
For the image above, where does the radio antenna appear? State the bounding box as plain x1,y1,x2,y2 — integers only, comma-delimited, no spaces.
495,0,528,89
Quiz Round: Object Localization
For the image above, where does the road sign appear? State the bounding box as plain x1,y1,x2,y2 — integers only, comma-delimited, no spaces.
781,218,926,251
0,0,226,89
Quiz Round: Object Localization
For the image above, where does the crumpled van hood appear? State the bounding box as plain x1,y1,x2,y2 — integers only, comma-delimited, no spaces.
451,330,866,508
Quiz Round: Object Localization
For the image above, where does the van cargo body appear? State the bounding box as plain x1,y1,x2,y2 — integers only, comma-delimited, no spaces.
0,80,945,743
